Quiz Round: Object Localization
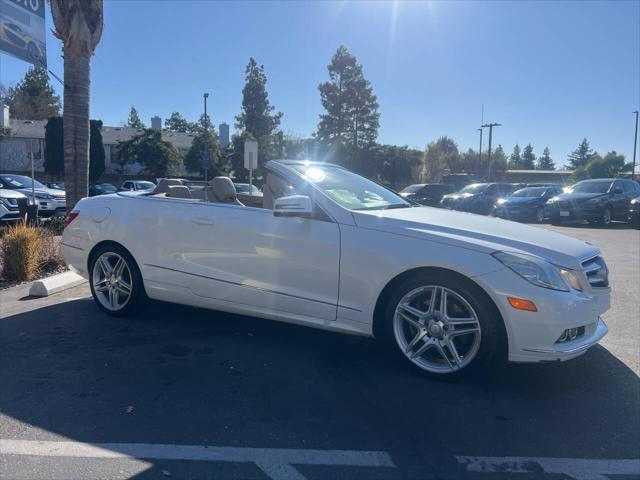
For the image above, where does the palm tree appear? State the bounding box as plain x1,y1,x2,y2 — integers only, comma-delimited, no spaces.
50,0,104,210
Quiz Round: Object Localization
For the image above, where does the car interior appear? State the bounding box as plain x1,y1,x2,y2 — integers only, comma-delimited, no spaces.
147,173,294,210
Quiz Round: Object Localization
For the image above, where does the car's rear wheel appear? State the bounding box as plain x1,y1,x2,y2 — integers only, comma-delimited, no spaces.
89,245,145,316
601,206,612,226
383,273,504,378
535,207,545,223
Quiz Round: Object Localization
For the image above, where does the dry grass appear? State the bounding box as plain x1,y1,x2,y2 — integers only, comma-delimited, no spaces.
0,223,66,284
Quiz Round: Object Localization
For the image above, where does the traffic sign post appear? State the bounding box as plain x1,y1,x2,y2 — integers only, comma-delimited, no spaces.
244,140,258,195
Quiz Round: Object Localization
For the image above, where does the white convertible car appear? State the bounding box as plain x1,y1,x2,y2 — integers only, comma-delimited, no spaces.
62,160,610,377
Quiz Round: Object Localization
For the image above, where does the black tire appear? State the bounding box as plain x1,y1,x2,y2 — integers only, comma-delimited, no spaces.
535,207,545,223
381,272,506,379
88,244,146,317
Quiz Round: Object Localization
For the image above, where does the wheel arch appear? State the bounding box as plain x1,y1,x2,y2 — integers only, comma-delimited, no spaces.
371,266,508,356
87,240,139,276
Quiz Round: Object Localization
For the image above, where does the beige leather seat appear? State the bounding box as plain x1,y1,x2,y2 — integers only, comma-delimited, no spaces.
153,179,182,195
263,173,292,209
167,185,192,199
206,177,243,205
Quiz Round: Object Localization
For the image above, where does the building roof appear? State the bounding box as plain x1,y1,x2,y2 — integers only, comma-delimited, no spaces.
8,119,196,150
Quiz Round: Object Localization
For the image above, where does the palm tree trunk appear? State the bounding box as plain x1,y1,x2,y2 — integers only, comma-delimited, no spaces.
63,52,91,210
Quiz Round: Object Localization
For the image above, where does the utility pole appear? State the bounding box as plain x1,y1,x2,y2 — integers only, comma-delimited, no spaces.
477,127,483,166
203,92,210,182
632,111,638,181
481,122,501,181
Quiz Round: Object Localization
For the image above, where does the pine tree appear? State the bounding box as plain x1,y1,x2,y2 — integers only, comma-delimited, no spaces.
317,45,380,167
521,143,536,169
235,58,282,139
127,106,145,128
537,147,556,170
164,112,190,132
184,130,221,177
508,144,522,169
567,138,596,169
6,67,61,120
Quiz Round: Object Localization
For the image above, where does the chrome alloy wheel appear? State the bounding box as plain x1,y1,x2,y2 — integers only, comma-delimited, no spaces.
92,252,133,312
393,286,481,374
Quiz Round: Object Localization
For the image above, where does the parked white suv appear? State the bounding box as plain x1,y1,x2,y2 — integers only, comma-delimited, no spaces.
0,174,66,217
0,188,27,224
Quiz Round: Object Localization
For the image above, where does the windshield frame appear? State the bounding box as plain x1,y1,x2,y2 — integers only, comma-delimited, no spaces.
568,180,613,194
286,162,411,211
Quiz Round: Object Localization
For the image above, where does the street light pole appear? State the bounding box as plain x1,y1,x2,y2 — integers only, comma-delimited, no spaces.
481,122,501,181
203,92,210,182
632,111,638,181
477,127,483,166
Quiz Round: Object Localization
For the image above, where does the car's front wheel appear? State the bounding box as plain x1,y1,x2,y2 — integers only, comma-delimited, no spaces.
89,245,145,316
535,207,545,223
383,273,504,378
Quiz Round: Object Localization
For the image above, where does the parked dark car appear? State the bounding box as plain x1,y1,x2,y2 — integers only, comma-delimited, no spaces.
546,178,640,226
493,185,563,223
89,183,118,197
120,180,156,192
629,196,640,229
440,182,520,215
399,183,456,207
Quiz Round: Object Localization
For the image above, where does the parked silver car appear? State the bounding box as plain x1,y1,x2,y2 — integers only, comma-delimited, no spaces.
0,174,66,217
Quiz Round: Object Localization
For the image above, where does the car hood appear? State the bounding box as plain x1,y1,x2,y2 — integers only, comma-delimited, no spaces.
353,206,599,269
555,192,606,202
0,189,27,199
442,193,477,202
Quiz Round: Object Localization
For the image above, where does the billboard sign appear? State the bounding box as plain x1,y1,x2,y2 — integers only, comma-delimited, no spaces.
0,0,47,67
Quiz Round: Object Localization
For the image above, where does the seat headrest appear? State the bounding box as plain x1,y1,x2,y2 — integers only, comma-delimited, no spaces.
153,179,183,194
207,177,238,203
167,185,192,199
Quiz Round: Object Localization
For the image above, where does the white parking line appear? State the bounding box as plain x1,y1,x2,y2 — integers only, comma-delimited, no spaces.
0,439,396,480
456,455,640,480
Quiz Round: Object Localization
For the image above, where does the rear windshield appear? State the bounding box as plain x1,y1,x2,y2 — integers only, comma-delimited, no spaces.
400,185,424,194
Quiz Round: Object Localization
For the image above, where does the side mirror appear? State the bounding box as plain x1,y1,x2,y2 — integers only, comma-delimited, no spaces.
273,195,313,218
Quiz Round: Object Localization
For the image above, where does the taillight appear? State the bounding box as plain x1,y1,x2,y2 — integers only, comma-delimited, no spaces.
64,211,79,228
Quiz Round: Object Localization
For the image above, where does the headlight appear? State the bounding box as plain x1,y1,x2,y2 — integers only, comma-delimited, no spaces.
547,196,558,204
35,193,53,199
492,251,570,291
558,268,583,291
496,198,507,205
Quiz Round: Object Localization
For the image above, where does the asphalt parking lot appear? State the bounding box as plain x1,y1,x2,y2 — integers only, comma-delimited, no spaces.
1,223,638,480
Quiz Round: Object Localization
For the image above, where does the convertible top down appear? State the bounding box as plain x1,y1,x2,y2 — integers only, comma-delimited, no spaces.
62,160,610,378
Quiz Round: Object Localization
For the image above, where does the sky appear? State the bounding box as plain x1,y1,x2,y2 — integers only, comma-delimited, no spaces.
1,0,639,167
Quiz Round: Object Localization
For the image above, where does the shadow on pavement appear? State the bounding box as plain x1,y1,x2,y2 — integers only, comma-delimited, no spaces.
1,298,639,479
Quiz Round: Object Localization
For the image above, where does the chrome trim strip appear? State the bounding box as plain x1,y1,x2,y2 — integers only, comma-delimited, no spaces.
144,263,363,313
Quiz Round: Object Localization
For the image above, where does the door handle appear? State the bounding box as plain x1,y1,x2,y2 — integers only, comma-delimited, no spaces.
192,217,215,225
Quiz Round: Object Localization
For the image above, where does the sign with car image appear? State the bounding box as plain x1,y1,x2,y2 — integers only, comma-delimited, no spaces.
0,0,47,67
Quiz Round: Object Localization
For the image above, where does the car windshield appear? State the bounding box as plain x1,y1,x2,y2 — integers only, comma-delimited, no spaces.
511,187,547,198
135,181,156,189
458,183,489,194
0,175,46,189
400,185,423,194
569,181,612,194
290,164,410,210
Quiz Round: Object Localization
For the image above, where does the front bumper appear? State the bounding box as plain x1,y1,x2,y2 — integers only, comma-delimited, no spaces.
493,205,538,220
546,202,603,221
475,267,610,363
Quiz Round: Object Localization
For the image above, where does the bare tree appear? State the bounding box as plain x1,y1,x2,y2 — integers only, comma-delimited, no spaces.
50,0,103,209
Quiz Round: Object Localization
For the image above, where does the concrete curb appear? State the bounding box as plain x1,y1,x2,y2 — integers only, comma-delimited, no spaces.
29,271,87,297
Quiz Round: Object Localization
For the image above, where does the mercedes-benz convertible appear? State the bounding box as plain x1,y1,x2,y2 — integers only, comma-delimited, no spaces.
62,160,610,378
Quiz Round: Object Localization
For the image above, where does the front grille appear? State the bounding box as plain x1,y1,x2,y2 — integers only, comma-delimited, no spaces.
582,256,609,288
